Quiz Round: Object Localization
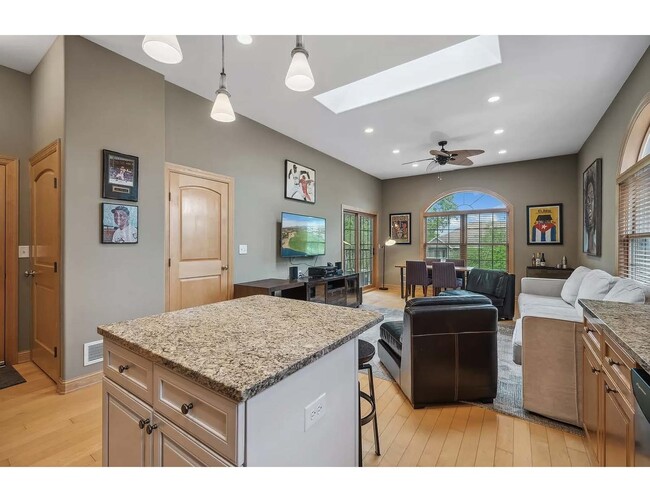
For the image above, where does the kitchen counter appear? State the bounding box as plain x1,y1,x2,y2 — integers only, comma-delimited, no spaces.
98,294,383,402
580,299,650,373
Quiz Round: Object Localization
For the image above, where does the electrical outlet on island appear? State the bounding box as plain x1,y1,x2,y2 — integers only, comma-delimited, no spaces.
304,393,327,431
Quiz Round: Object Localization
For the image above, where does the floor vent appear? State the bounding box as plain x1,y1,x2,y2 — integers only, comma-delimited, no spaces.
84,340,103,366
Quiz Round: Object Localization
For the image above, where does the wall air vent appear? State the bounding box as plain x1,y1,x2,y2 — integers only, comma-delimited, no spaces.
84,340,103,366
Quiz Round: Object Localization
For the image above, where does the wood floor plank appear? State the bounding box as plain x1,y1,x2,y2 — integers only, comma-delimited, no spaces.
513,419,532,466
496,414,514,453
363,410,408,466
567,447,591,467
397,408,441,466
494,448,513,467
563,432,586,453
474,410,498,467
529,424,551,467
436,429,464,466
378,408,426,466
449,405,471,432
455,407,484,466
0,458,10,466
417,407,456,466
547,428,572,467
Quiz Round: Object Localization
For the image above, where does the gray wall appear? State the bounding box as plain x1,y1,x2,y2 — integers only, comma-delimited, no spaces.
381,155,579,287
165,82,383,283
0,65,31,352
62,37,166,380
577,48,650,274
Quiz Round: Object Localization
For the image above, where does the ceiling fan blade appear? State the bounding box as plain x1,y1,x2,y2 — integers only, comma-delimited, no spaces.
429,149,450,157
448,149,485,158
425,161,438,173
401,157,435,165
448,157,473,166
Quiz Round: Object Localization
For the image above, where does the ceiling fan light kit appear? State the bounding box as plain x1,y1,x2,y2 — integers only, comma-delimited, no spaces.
211,35,236,123
285,35,315,92
142,35,183,64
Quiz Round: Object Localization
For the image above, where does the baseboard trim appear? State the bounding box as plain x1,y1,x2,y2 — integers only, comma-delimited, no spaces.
57,371,102,394
17,350,31,363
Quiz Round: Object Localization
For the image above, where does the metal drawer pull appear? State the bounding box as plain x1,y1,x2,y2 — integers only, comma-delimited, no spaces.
118,364,130,373
181,402,194,415
605,383,618,394
591,367,600,374
138,418,150,430
606,357,621,367
146,423,158,435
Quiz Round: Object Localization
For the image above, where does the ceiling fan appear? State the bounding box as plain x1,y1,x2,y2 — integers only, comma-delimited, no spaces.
403,141,485,172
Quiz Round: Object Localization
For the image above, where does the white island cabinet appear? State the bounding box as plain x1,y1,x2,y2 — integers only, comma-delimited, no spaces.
98,295,382,467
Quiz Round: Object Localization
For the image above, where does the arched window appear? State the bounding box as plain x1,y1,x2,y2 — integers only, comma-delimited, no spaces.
639,124,650,161
423,190,511,271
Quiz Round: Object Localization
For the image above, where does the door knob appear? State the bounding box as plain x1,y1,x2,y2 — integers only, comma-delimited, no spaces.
24,270,36,277
221,265,229,271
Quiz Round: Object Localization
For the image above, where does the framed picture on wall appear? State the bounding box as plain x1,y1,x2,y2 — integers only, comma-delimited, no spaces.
526,203,563,245
389,212,411,244
583,158,602,256
285,160,316,204
101,203,138,244
102,149,139,201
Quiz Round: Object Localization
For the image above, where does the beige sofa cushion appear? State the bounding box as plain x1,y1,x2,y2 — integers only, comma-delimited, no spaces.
575,269,616,317
560,266,591,305
603,278,646,303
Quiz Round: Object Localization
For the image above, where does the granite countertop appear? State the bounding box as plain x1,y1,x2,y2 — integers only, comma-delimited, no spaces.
580,299,650,373
97,295,383,402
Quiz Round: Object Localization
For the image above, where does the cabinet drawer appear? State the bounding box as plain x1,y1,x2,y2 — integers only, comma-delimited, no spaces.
603,337,635,407
104,340,153,405
582,321,602,356
153,365,238,464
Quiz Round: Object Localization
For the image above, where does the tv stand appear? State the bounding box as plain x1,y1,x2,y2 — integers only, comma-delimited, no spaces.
302,273,361,308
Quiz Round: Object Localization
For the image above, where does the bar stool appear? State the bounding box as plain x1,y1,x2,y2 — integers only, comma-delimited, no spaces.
358,339,380,466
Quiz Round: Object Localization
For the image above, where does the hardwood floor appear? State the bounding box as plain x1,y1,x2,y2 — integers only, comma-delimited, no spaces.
360,285,592,467
0,285,589,467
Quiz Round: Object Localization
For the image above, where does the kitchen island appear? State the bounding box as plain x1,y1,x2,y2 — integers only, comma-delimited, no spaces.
97,295,383,467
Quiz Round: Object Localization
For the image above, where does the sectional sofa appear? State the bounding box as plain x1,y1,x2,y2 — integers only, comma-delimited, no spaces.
513,266,649,426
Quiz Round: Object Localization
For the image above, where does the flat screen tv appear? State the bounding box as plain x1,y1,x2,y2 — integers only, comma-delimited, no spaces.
280,212,326,257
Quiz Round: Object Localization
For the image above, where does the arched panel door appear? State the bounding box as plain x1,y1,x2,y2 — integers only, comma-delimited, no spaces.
169,171,231,311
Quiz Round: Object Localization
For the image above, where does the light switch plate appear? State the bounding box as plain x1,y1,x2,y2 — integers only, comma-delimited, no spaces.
239,244,248,254
18,246,29,258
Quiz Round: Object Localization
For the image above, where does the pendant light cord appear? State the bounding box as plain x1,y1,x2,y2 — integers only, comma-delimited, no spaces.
221,35,225,74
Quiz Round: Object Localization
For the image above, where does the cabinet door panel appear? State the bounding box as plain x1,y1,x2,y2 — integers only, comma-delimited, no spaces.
103,378,152,467
582,342,601,463
603,374,633,467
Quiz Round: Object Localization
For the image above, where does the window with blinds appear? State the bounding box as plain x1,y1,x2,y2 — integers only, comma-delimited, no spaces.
618,159,650,284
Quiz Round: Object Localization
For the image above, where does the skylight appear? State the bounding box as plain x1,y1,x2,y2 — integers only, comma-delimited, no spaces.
314,36,502,114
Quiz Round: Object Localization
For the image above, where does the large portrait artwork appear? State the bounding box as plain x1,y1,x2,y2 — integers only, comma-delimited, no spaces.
583,159,602,256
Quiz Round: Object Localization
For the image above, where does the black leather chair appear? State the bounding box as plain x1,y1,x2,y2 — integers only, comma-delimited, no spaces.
377,296,498,408
440,268,515,320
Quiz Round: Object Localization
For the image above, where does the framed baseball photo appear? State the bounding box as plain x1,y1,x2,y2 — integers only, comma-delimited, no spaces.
102,149,139,201
101,203,138,244
285,159,316,204
389,212,411,244
526,203,563,245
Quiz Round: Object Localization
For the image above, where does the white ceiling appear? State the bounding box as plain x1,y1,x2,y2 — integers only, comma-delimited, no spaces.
0,36,56,73
2,35,649,179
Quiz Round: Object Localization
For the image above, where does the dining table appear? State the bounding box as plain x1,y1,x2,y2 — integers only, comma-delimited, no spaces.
394,264,474,299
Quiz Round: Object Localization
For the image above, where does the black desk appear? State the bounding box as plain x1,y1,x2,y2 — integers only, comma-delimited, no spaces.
233,278,307,300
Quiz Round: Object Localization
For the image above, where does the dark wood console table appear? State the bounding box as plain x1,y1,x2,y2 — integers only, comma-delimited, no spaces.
233,278,307,300
526,266,575,279
302,273,362,308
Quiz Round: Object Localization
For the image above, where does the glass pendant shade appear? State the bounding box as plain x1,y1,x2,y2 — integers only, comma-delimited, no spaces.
285,51,315,92
211,91,236,122
142,35,183,64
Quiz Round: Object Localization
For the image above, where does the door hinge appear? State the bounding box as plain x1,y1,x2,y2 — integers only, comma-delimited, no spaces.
54,177,58,188
54,262,58,273
168,192,171,201
168,258,171,267
54,347,58,358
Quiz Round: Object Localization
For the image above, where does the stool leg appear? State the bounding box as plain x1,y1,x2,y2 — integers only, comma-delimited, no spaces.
358,381,362,467
366,364,381,456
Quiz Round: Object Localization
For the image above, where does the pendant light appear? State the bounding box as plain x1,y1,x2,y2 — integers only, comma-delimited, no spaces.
142,35,183,64
285,35,315,92
211,35,236,123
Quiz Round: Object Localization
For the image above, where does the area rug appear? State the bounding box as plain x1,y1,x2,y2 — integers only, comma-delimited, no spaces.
358,305,584,436
0,364,26,390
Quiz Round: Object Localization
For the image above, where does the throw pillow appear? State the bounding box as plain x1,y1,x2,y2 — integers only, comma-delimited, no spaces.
603,278,646,304
560,266,591,305
575,269,617,317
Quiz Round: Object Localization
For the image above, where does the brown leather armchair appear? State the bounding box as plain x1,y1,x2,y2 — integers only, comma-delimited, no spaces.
377,295,498,408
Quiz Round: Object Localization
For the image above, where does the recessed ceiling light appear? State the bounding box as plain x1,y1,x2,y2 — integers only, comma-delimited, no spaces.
494,128,504,135
236,35,253,45
488,96,501,103
498,149,507,154
392,149,400,154
412,163,419,167
364,127,374,134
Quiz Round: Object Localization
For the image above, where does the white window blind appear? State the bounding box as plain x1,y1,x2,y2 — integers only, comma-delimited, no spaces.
618,161,650,284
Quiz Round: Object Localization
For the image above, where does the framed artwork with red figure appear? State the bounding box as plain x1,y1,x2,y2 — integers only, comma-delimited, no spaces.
390,212,411,244
285,159,316,204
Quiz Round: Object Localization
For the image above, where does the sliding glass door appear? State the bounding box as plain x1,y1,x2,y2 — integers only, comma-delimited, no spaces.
343,210,376,289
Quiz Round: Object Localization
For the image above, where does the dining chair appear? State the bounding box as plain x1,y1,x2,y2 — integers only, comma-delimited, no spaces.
447,258,466,288
405,260,432,300
424,258,441,266
430,262,458,296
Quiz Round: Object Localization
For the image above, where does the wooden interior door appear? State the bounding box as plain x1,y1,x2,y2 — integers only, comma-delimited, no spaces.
29,140,61,382
168,169,232,311
0,162,5,365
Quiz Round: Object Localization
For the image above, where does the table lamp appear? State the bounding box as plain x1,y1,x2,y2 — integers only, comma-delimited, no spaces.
379,238,396,290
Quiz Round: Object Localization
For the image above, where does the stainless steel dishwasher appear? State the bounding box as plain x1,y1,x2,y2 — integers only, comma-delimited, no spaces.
632,368,650,467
